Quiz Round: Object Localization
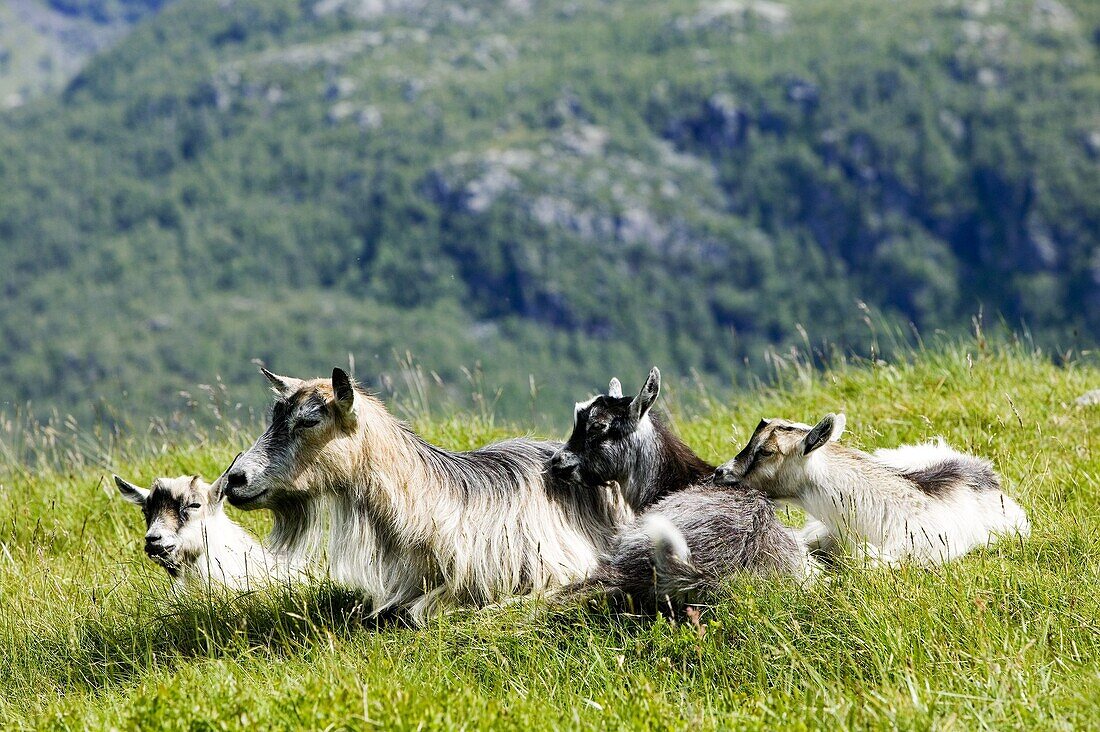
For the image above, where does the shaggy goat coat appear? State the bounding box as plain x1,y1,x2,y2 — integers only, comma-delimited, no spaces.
716,415,1030,566
225,369,634,622
576,485,814,610
551,370,812,609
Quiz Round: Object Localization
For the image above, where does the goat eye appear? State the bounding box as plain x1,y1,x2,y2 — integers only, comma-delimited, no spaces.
297,417,321,429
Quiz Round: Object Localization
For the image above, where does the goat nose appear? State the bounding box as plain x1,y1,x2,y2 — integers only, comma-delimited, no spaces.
550,453,576,472
225,470,247,490
714,467,733,485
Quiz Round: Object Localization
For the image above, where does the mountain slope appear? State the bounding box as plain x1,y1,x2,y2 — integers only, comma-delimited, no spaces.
0,0,1097,422
0,0,170,107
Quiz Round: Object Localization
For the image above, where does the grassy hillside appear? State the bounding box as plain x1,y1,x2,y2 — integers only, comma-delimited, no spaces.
1,345,1097,729
0,0,1097,423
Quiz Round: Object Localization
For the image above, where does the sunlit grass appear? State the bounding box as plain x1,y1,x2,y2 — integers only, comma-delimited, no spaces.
0,341,1097,729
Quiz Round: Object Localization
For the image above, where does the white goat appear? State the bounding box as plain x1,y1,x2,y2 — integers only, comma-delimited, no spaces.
714,414,1030,566
115,474,298,591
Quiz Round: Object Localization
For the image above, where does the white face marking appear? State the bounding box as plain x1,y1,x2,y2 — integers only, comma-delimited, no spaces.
633,414,655,438
147,515,172,536
573,396,598,427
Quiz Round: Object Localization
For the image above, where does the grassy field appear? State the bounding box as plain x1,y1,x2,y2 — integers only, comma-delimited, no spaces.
0,343,1097,730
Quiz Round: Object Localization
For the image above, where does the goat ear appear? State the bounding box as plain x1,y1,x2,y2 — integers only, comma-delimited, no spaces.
209,452,241,505
114,475,149,506
830,413,846,441
802,414,837,456
190,475,217,504
260,367,301,396
630,367,661,420
207,476,226,506
332,367,356,417
607,378,623,398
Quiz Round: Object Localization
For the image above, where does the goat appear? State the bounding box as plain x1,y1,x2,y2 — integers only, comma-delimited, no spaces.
115,474,295,590
573,487,817,611
548,367,712,511
713,414,1031,566
550,370,814,610
221,367,634,623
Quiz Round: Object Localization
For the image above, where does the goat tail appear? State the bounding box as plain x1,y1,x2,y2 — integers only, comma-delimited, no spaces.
644,514,691,572
643,515,709,603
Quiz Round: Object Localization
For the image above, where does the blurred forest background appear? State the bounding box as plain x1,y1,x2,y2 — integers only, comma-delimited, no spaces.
0,0,1097,426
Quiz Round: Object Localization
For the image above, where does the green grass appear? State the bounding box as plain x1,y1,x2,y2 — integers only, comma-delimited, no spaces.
1,343,1098,729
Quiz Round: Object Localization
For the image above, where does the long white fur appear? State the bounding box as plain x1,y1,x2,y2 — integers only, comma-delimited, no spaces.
792,430,1030,566
175,506,296,591
323,476,634,621
797,518,835,554
259,392,636,623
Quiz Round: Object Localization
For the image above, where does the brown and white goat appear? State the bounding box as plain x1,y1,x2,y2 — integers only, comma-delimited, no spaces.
221,367,633,623
714,414,1030,566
